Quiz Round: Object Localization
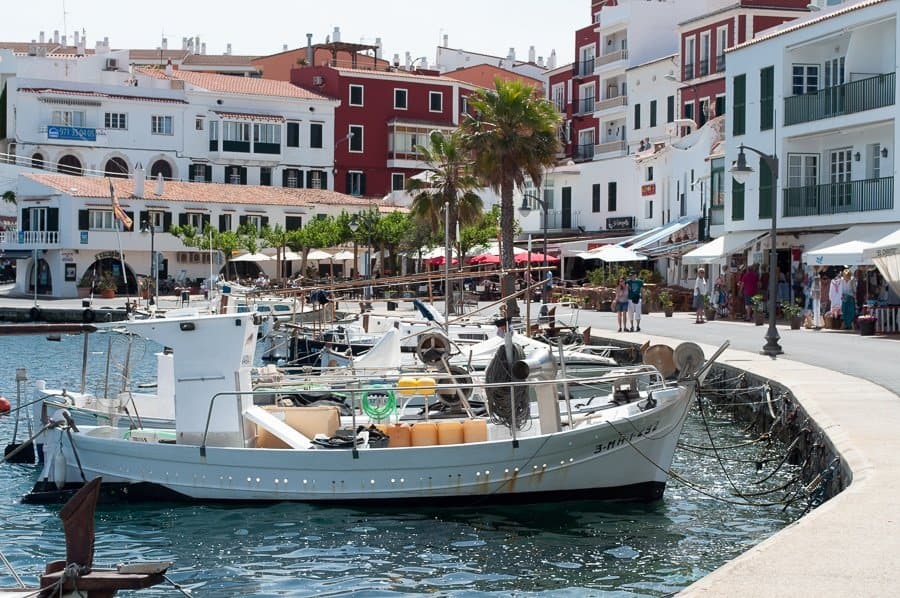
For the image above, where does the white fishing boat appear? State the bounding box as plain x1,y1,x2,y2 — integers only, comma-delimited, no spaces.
22,312,713,505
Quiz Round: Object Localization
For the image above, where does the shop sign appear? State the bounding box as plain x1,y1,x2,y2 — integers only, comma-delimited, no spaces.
606,216,634,231
641,183,656,196
60,250,75,263
47,125,96,142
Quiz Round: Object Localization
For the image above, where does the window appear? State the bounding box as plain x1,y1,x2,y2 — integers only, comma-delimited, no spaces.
347,171,364,196
310,123,323,148
699,32,710,76
284,168,301,188
244,215,263,230
190,163,208,182
715,95,726,118
151,115,173,135
308,170,325,189
89,210,115,230
868,144,881,179
592,183,601,212
645,199,654,219
732,74,746,136
684,101,694,122
542,187,555,210
147,210,165,231
253,123,281,144
758,158,774,219
788,154,818,188
633,103,641,129
649,100,657,127
104,112,127,129
607,181,617,212
461,96,469,115
646,166,654,182
286,122,300,147
219,213,232,232
760,66,774,131
666,95,674,123
223,121,250,142
716,27,728,72
391,173,405,191
552,84,566,112
731,180,745,221
829,148,852,207
225,166,245,185
51,110,85,126
792,65,819,96
699,98,710,127
260,166,272,186
195,117,204,131
394,89,408,109
349,84,364,106
209,120,219,150
285,216,302,231
349,125,363,152
684,36,695,79
429,91,443,112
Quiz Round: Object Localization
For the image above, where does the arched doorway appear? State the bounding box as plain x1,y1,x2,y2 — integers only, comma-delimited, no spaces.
57,154,83,175
150,159,173,180
85,257,138,296
26,258,52,294
105,157,129,177
31,153,45,169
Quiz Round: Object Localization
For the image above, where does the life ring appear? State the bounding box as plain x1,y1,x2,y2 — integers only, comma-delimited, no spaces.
361,387,396,420
82,308,96,323
29,307,41,322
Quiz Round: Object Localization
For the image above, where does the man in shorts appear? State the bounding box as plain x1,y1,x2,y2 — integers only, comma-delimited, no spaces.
626,270,644,332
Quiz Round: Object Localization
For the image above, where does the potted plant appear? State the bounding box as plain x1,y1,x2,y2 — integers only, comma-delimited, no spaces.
97,273,118,299
751,294,766,325
781,300,803,330
857,313,877,336
703,295,717,321
76,272,95,299
659,289,674,317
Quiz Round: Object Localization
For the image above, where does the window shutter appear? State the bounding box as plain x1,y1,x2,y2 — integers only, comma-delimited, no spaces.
758,158,773,219
202,214,211,229
205,165,212,182
163,212,173,231
732,180,745,221
732,74,746,136
239,215,248,226
77,209,88,231
345,172,352,194
306,171,312,188
282,169,290,187
261,216,269,228
320,171,327,189
591,184,601,213
47,207,59,231
22,208,31,231
285,216,302,231
760,66,774,131
360,174,366,196
178,213,188,227
219,214,229,232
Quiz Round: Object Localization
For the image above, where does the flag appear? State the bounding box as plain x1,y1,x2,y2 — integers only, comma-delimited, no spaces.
109,179,133,230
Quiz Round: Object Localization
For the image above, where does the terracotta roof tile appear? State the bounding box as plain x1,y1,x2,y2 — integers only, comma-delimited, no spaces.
26,173,379,209
19,87,187,104
136,67,332,101
181,54,258,66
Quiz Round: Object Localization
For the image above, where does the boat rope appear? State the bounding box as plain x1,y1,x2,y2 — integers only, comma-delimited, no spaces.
0,549,25,587
163,574,194,596
63,426,88,483
0,422,54,465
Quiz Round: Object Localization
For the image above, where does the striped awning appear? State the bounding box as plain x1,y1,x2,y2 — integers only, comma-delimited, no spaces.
213,111,285,122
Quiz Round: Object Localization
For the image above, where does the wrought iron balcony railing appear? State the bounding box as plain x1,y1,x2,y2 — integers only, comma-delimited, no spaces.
784,72,895,126
782,176,894,217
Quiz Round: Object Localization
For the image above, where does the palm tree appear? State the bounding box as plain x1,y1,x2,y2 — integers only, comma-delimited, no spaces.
406,129,483,251
463,79,560,315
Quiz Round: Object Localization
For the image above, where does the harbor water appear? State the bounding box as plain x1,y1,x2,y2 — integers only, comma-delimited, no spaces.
0,332,803,596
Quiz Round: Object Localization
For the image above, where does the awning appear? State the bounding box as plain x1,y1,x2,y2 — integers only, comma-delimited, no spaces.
625,217,695,251
803,223,900,267
682,231,766,265
0,250,35,260
642,239,700,258
862,225,900,296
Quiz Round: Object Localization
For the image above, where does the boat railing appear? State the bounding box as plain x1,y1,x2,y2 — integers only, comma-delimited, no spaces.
200,367,670,454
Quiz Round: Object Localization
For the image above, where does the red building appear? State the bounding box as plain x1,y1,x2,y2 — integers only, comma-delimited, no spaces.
676,0,810,127
292,63,475,198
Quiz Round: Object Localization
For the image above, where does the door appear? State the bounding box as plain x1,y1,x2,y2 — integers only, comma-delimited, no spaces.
561,187,572,229
787,154,819,214
824,57,845,116
829,148,852,211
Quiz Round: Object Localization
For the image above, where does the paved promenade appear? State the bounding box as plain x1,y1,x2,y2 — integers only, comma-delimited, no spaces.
2,290,899,595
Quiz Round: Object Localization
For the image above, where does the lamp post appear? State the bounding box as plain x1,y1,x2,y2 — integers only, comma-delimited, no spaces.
517,192,549,304
140,220,157,307
730,144,782,357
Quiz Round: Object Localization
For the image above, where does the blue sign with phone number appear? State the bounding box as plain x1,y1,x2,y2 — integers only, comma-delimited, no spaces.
47,125,96,142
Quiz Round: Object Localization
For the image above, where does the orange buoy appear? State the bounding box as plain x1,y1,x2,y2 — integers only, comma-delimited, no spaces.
410,422,438,446
463,419,488,443
0,396,10,414
437,421,464,445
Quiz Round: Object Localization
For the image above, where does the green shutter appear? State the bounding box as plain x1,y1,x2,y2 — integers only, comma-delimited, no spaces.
649,100,657,127
205,165,212,182
634,103,641,129
285,216,302,231
320,171,328,189
592,184,601,212
732,180,745,221
758,158,773,219
178,213,187,227
78,209,89,231
240,167,247,185
163,212,173,231
22,208,31,231
760,66,774,131
667,95,674,123
732,74,746,136
607,182,617,212
219,214,229,232
47,207,59,232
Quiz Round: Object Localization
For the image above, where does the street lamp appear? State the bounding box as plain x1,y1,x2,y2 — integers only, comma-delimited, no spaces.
517,192,549,304
730,144,782,357
140,219,158,306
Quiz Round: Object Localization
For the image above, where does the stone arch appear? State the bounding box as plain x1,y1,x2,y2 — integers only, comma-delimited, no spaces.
83,257,139,295
31,152,46,169
104,155,130,178
149,158,174,180
26,257,52,294
57,154,83,176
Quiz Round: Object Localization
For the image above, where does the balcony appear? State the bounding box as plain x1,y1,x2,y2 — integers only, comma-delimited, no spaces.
594,140,626,157
527,211,582,232
594,95,628,113
715,54,725,73
782,176,893,218
574,143,595,161
784,73,895,126
576,97,596,115
683,63,694,81
0,230,60,247
575,58,595,78
698,58,709,77
595,49,628,68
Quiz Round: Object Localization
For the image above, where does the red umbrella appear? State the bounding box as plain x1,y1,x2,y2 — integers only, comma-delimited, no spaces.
470,253,501,265
514,252,560,264
425,256,458,266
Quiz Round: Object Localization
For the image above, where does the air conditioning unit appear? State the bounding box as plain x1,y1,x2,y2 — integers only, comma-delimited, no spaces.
105,58,118,71
312,75,324,85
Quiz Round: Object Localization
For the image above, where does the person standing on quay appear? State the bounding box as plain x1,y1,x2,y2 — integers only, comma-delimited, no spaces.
739,264,759,321
614,277,628,332
809,269,824,330
841,269,856,329
626,270,644,332
693,268,709,323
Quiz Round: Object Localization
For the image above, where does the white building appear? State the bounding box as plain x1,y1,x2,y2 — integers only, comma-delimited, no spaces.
2,53,339,190
715,0,899,273
0,171,379,298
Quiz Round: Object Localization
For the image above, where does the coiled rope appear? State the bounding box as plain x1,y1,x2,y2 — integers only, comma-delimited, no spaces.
484,343,529,430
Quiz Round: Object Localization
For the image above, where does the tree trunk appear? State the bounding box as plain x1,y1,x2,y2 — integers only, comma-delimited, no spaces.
500,179,519,317
352,240,358,278
300,247,310,279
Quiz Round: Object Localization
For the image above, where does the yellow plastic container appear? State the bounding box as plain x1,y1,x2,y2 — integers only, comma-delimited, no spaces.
463,419,488,444
437,421,464,445
397,377,419,396
410,422,438,446
416,376,437,395
386,423,411,447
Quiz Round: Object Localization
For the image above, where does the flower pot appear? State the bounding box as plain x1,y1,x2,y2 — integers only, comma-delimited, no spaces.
100,289,116,299
705,307,717,321
859,319,876,336
790,315,802,330
754,312,765,326
664,307,673,317
77,287,92,299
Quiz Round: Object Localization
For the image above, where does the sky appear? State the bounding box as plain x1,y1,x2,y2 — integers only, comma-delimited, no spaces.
3,0,587,67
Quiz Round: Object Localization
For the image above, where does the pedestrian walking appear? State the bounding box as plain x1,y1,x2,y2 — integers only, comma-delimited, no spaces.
614,277,628,332
626,270,644,332
693,268,709,323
